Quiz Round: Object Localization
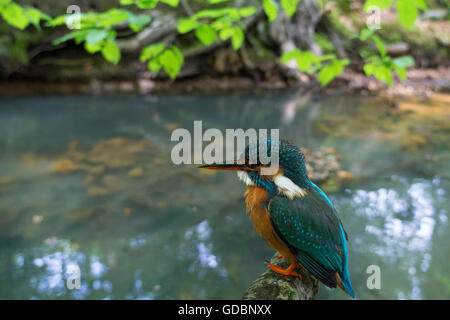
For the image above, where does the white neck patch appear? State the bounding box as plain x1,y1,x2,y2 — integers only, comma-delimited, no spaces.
237,171,307,199
237,171,255,186
273,173,307,200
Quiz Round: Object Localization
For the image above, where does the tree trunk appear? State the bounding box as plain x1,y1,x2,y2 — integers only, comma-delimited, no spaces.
269,0,322,55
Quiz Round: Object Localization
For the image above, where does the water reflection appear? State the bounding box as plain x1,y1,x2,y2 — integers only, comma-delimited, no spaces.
0,92,448,299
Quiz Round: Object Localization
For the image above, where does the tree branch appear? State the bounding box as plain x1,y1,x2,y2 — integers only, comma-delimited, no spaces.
117,8,265,57
183,8,264,58
116,12,178,52
243,253,319,300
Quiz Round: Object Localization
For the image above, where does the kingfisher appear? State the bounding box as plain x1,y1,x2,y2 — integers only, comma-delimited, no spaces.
199,139,354,298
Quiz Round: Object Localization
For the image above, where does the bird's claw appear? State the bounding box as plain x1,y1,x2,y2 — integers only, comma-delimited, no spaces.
264,260,302,278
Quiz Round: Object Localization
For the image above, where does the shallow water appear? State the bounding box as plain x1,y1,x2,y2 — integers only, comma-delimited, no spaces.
0,91,449,299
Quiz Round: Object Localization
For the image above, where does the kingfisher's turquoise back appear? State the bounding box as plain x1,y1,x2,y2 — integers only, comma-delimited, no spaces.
268,182,354,298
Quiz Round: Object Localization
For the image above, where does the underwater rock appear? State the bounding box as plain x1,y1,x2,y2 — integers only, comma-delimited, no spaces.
0,177,15,185
69,207,99,220
22,152,42,166
337,170,354,180
85,137,151,168
51,159,79,173
67,141,86,162
87,186,110,196
46,137,158,197
128,167,144,178
78,163,106,175
303,147,342,183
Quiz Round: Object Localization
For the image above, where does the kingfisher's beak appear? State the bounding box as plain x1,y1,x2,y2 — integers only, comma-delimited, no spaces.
198,163,248,171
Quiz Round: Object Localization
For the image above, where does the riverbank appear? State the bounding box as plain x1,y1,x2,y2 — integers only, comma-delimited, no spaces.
1,66,448,99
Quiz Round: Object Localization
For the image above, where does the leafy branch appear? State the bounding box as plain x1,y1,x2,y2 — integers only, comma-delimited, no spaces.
358,28,414,86
281,49,349,86
363,0,427,29
0,0,50,30
0,0,429,84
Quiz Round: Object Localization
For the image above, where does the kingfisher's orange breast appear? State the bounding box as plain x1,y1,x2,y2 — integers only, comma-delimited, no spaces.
244,186,297,264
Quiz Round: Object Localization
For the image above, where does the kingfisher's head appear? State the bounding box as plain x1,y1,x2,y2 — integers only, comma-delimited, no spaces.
199,139,310,199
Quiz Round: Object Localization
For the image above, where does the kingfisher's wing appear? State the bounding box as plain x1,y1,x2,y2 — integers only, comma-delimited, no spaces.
268,182,349,289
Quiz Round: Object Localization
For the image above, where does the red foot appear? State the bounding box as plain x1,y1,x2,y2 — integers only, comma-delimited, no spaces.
264,261,302,278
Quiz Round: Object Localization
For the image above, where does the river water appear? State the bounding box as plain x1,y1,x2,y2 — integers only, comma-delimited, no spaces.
0,91,448,299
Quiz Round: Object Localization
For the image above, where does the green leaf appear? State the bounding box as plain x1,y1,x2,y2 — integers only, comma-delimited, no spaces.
397,0,418,29
86,29,109,45
52,30,85,45
140,43,165,62
0,0,11,5
45,14,67,27
160,46,184,79
360,28,375,41
177,18,199,34
363,0,393,12
318,65,335,86
171,45,184,65
364,62,393,86
85,41,104,54
160,0,179,7
219,27,234,40
281,0,300,17
374,65,393,86
211,19,231,30
120,0,135,4
297,51,318,72
392,55,414,68
371,34,386,57
208,0,230,3
136,0,159,9
218,26,244,50
395,66,407,81
239,6,256,17
363,62,376,76
263,0,278,22
98,9,130,28
194,8,238,19
413,0,427,11
74,31,89,44
318,59,346,86
129,14,151,32
25,8,51,28
0,3,29,30
231,27,244,50
147,57,162,72
315,34,334,52
280,49,301,63
195,24,217,46
102,39,121,64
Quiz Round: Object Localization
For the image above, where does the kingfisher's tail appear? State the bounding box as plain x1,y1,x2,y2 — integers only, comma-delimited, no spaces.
337,224,355,298
337,267,355,298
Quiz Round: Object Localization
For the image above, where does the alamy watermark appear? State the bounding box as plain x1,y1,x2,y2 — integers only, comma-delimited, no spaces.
66,265,81,290
66,5,81,30
366,5,382,30
170,121,280,175
366,265,381,290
